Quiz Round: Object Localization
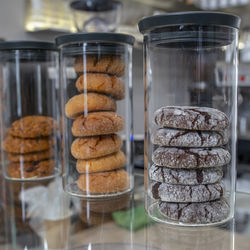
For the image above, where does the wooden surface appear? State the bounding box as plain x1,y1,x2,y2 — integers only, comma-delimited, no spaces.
1,181,250,250
70,220,250,250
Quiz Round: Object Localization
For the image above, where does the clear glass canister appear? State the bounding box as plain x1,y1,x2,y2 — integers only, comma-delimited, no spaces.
70,0,122,32
139,12,240,226
56,32,135,198
0,41,60,181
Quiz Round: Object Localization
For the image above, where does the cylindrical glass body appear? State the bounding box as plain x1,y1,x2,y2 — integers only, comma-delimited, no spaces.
5,178,71,249
0,42,60,181
70,0,122,32
140,13,240,226
57,33,134,198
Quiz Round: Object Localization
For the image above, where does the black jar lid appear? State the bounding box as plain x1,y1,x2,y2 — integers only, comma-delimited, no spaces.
0,41,57,51
138,12,241,34
55,32,135,47
70,0,121,12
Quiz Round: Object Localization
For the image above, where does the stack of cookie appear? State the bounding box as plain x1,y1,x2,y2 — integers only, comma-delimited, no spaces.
150,106,231,224
65,55,130,194
3,116,56,179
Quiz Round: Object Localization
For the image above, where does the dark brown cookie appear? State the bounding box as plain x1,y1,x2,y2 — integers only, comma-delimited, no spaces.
7,160,55,179
3,135,55,154
8,116,57,138
159,199,230,224
151,128,228,147
76,73,125,100
154,106,229,131
74,55,125,77
72,112,124,137
152,147,231,169
7,149,54,162
149,165,223,185
151,181,224,202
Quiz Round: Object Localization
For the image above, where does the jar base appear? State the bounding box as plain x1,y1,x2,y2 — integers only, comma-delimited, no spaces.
3,168,61,182
64,181,133,199
147,202,233,227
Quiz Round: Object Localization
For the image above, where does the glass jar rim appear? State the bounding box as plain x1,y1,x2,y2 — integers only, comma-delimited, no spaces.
0,41,57,51
70,0,122,12
138,11,241,34
55,32,135,47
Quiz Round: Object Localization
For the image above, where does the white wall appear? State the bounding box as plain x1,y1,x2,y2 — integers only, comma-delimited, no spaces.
0,0,61,41
0,0,27,40
132,48,144,137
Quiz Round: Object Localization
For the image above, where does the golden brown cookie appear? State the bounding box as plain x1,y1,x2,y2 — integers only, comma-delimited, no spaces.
74,55,125,77
3,135,54,154
7,160,55,179
72,112,124,137
7,149,55,162
65,93,117,119
71,134,122,160
76,73,125,100
8,116,57,138
76,150,126,173
77,169,130,193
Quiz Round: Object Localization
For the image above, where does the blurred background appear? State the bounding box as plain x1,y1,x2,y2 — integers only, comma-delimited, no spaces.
1,1,250,248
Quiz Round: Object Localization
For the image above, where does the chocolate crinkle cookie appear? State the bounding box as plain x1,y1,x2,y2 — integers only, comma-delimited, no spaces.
151,128,229,148
158,199,230,224
153,106,229,131
152,147,231,169
149,165,223,185
151,181,224,203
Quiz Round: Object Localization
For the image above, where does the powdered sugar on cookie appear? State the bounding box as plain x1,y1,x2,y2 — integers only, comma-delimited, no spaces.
154,106,229,131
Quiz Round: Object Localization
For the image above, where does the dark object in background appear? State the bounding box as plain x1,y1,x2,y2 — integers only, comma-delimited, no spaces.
70,0,122,32
134,140,144,169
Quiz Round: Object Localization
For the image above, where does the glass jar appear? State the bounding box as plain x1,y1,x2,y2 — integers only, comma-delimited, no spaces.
0,41,60,181
139,12,240,226
70,0,122,32
56,32,135,198
5,177,71,249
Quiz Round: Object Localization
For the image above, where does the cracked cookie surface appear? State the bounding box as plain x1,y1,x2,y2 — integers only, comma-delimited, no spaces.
76,73,125,100
65,93,117,119
74,55,125,77
71,134,122,160
77,169,130,193
3,135,54,154
76,150,126,173
158,199,230,224
154,106,229,131
7,160,55,178
8,116,57,138
151,128,228,147
151,181,224,202
72,112,124,137
152,147,231,169
149,165,223,185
